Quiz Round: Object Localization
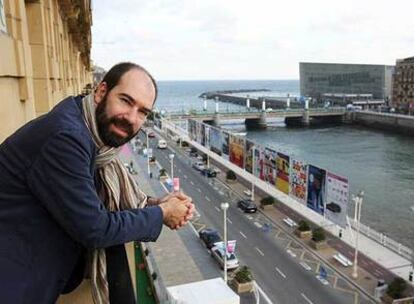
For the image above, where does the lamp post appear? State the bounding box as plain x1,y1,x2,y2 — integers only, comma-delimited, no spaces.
220,202,229,283
145,129,151,178
352,190,364,279
251,146,255,201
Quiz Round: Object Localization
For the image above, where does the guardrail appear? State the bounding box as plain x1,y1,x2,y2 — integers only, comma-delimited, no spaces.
348,218,413,262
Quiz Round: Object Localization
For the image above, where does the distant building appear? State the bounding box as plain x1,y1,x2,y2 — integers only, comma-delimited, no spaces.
93,65,107,86
300,62,394,103
392,56,414,114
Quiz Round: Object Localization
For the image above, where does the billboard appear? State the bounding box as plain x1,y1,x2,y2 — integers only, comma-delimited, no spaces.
188,119,196,140
307,165,326,216
229,134,245,169
209,127,222,155
290,159,307,204
254,146,265,180
196,121,202,144
222,131,230,160
325,172,349,228
200,123,206,146
204,125,210,149
276,152,290,194
245,140,255,174
264,147,277,185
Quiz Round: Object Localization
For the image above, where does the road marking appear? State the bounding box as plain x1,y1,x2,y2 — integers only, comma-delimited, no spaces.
255,247,264,256
316,275,330,286
214,206,220,212
227,218,232,224
178,169,181,172
300,262,312,271
239,231,247,239
184,175,188,179
205,196,211,202
197,188,201,192
286,249,296,258
218,191,224,196
254,222,262,228
301,293,314,304
190,181,194,185
253,281,274,304
275,267,286,279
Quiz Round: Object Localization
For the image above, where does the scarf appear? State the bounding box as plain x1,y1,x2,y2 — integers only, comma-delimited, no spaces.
81,94,147,304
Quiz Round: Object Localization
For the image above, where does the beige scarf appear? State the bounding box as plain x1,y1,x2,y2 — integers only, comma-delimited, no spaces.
82,94,147,304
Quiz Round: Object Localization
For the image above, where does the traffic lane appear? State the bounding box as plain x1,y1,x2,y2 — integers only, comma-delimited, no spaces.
155,149,353,304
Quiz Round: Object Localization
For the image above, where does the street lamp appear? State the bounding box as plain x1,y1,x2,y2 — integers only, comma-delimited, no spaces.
251,146,255,201
352,190,364,279
145,129,151,178
220,202,229,283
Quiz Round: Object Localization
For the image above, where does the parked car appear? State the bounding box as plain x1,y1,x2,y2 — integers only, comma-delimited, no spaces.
157,139,167,149
192,161,205,171
210,245,239,270
237,199,258,213
202,168,217,178
148,131,156,138
199,228,222,249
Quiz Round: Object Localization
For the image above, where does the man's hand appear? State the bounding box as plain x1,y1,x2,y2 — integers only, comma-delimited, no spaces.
159,195,194,229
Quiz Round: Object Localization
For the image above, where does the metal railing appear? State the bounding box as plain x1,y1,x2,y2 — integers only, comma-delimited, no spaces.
348,218,413,261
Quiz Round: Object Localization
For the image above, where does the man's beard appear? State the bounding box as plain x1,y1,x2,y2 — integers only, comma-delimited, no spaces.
95,96,137,147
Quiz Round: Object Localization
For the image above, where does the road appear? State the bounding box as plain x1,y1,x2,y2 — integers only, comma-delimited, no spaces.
138,132,373,304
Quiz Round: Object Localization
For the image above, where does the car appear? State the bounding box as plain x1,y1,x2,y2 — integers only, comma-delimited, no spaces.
192,161,205,171
189,151,198,157
148,131,156,138
326,202,341,213
202,168,217,178
210,245,239,270
237,199,258,213
157,139,167,149
199,228,222,249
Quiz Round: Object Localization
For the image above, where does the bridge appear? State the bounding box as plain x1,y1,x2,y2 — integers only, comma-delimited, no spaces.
166,107,347,128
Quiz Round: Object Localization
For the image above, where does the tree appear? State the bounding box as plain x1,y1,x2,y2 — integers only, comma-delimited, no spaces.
234,266,253,283
386,277,407,299
311,227,326,242
298,220,310,232
226,170,237,180
260,196,275,206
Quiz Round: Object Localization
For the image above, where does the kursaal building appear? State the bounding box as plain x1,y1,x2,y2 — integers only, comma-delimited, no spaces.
299,62,394,102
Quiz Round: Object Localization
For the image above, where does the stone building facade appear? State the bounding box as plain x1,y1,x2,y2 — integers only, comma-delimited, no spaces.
392,56,414,114
0,0,92,142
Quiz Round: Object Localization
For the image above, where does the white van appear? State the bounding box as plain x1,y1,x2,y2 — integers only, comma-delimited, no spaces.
157,139,167,149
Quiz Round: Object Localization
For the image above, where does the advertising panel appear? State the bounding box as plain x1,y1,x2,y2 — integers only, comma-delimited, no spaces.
276,152,290,194
204,125,210,149
307,165,326,216
196,121,202,144
222,131,230,160
200,123,206,146
325,172,349,228
187,119,196,140
245,140,255,174
209,127,222,155
290,159,307,204
229,134,245,169
264,147,277,185
254,146,266,181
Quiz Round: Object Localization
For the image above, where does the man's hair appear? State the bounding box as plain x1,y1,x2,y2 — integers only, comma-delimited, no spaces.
100,62,158,102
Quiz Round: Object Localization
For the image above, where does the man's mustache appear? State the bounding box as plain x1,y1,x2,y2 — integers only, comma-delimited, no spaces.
111,118,134,135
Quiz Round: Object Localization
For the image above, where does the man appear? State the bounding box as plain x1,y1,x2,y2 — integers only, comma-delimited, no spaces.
0,62,194,303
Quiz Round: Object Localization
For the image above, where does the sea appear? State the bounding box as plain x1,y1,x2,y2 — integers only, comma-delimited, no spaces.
156,80,414,250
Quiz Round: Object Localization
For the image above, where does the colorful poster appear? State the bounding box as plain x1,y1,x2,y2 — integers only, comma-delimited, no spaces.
222,131,230,160
188,119,196,140
245,140,255,174
200,123,206,146
254,146,265,181
264,147,277,185
209,127,222,155
307,165,326,216
204,125,210,149
276,152,290,194
196,121,202,144
290,159,307,204
325,172,349,228
229,134,245,169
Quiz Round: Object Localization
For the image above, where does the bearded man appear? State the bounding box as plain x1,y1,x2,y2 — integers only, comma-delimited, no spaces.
0,62,193,303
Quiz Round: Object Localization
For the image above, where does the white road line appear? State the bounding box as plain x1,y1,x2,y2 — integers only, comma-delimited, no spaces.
253,281,274,304
183,175,187,179
205,196,211,202
190,181,194,185
254,222,262,228
197,188,202,192
178,169,181,172
286,249,297,258
255,247,265,256
227,218,232,224
214,206,220,212
239,231,247,239
301,293,314,304
300,262,311,271
275,267,286,279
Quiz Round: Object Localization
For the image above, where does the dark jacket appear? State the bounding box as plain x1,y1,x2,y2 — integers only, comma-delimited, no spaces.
0,96,163,304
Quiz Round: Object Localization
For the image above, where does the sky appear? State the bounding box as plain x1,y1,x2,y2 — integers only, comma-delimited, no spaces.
91,0,414,80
